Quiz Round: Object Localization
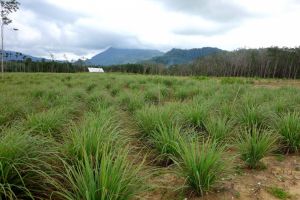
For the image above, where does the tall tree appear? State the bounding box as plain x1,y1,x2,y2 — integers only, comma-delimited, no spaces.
1,0,19,75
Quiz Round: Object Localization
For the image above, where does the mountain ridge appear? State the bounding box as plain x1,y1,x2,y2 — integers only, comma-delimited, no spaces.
87,47,164,66
3,47,225,66
1,50,44,62
147,47,224,66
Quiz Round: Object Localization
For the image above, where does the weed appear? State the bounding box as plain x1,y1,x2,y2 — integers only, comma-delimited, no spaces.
267,187,290,199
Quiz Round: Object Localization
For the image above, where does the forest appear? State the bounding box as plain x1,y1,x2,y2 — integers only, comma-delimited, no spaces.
4,58,87,73
107,47,300,78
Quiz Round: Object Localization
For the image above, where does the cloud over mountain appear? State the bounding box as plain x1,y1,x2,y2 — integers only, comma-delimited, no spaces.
5,0,300,60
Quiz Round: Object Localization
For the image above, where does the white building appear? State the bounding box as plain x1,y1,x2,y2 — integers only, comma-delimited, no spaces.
88,67,105,73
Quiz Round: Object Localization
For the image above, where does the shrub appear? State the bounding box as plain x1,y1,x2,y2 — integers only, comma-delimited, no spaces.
25,106,71,138
87,92,114,111
56,146,146,200
236,128,278,169
70,88,87,101
150,123,185,162
237,104,267,131
144,87,162,104
277,112,300,153
205,117,232,143
32,89,65,108
110,87,120,97
174,140,228,196
86,83,97,93
135,105,176,137
272,98,294,114
0,131,55,199
66,111,123,160
174,86,198,101
118,92,144,113
179,102,209,131
0,96,32,126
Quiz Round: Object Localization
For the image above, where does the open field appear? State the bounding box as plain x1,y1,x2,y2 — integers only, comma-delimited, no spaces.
0,73,300,200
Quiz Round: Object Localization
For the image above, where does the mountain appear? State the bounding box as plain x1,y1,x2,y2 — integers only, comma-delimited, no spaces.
88,47,163,66
148,47,224,65
1,50,44,62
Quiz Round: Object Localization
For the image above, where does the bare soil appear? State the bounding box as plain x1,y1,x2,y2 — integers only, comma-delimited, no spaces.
141,155,300,200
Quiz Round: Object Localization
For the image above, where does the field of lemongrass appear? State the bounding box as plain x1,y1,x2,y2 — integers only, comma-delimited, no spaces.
0,73,300,200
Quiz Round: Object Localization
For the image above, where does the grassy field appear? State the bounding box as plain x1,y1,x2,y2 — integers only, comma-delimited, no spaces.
0,73,300,200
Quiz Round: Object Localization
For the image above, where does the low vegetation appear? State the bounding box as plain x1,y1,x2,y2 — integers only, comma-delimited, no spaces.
174,140,229,196
0,73,299,199
236,128,278,169
267,186,291,200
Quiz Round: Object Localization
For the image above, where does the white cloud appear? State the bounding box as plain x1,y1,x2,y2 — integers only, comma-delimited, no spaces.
4,0,300,60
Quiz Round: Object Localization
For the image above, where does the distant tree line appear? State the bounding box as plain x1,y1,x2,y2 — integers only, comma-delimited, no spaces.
104,63,166,74
4,58,87,73
4,47,300,78
104,47,300,79
186,47,300,78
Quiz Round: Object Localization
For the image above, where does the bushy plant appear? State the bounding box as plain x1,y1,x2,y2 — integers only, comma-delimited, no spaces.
110,86,120,97
25,106,71,138
135,105,177,137
174,85,199,101
144,87,162,104
277,112,300,153
86,83,98,93
174,140,228,196
118,92,144,113
205,117,232,143
150,123,185,161
236,128,278,169
87,91,115,111
0,96,33,126
179,102,209,131
56,146,146,200
0,131,55,199
237,104,267,131
66,110,123,160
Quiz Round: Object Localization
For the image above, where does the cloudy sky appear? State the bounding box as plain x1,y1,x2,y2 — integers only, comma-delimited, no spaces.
6,0,300,60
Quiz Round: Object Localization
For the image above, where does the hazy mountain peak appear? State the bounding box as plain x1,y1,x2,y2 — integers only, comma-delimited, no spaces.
88,48,163,66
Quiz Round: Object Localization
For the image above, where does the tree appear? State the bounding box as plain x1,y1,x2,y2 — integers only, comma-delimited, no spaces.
1,0,19,75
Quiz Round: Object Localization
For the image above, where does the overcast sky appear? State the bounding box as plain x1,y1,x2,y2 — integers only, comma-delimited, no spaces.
6,0,300,60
